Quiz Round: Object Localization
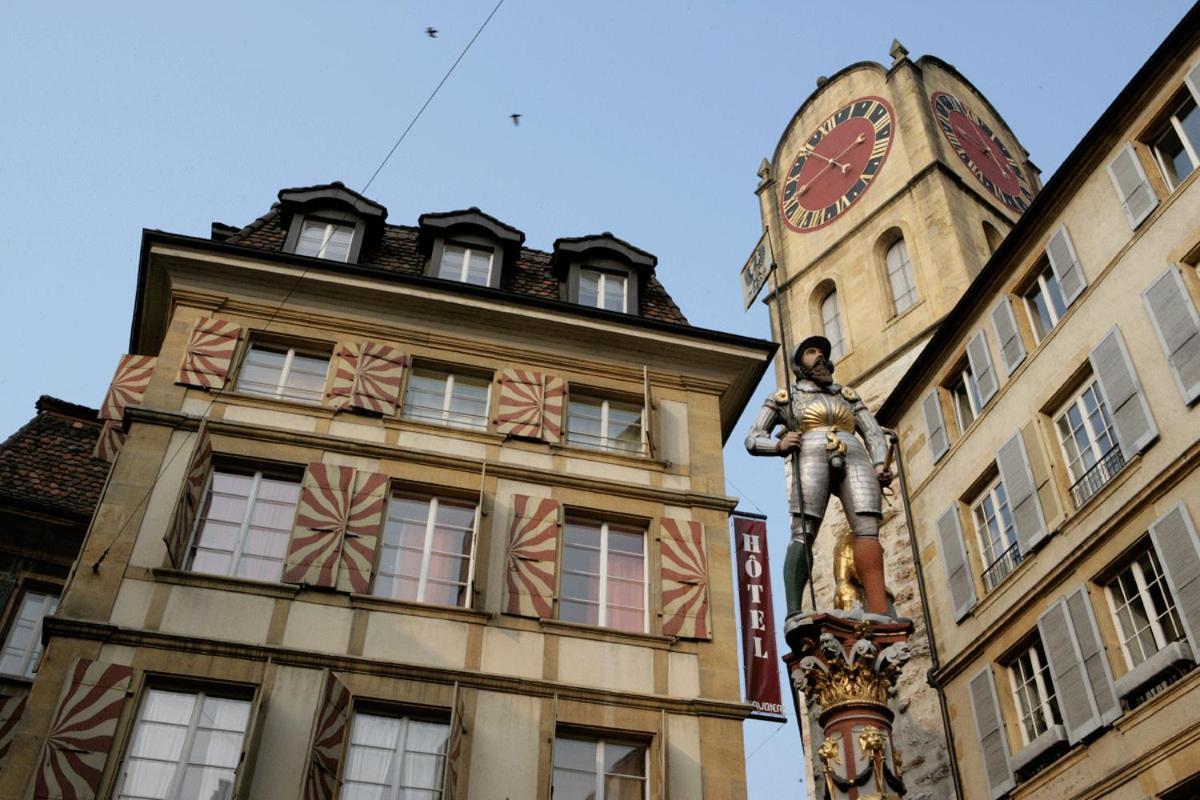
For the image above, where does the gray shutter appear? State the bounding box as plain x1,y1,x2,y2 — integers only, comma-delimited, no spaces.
1106,143,1158,228
968,666,1015,800
1045,225,1086,306
923,389,949,462
990,297,1026,376
1088,327,1158,459
936,504,976,622
1149,502,1200,657
996,431,1048,554
1186,58,1200,104
1142,266,1200,405
966,330,998,407
1064,586,1120,727
1038,598,1099,743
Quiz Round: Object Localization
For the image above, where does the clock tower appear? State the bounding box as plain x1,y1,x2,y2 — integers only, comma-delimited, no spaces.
755,42,1038,800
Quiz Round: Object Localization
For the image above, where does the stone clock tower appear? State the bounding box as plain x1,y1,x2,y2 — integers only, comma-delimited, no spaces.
755,42,1039,799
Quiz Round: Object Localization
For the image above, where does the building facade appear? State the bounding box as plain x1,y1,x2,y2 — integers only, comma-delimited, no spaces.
879,7,1200,798
0,183,775,799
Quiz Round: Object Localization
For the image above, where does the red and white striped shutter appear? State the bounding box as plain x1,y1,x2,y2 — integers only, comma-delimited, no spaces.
442,685,470,800
34,658,133,800
350,342,406,416
0,685,29,770
176,317,243,390
327,342,360,410
336,470,389,594
302,670,352,800
93,420,127,463
284,464,355,589
503,495,560,618
541,375,566,444
163,423,213,568
99,354,158,421
659,518,711,639
495,369,546,439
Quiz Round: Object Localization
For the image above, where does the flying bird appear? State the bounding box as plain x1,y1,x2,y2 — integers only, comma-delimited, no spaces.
510,114,521,126
425,27,438,38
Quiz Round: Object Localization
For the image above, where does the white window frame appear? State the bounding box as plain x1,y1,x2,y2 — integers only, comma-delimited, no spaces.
560,519,648,633
1022,263,1068,344
1053,379,1119,485
342,711,449,799
401,367,492,431
0,588,59,678
971,478,1018,586
295,218,354,262
186,469,301,583
949,364,981,434
236,342,330,405
579,268,629,313
885,238,919,315
1007,641,1060,746
374,494,479,609
553,735,648,800
1151,96,1200,191
567,396,645,454
821,290,846,361
437,242,494,286
1105,546,1185,670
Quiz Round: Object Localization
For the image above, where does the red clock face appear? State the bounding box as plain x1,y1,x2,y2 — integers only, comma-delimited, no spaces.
780,96,895,233
932,92,1034,213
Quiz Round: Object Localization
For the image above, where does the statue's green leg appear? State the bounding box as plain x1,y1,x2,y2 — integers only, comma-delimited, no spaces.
783,517,813,617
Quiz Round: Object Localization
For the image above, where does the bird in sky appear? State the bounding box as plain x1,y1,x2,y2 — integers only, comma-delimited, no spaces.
510,114,521,126
425,27,438,38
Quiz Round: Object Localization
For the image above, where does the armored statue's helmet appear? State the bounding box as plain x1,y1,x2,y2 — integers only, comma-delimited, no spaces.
792,335,832,371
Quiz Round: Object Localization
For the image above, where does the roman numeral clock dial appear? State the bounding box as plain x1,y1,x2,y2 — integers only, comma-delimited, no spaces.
780,96,896,233
932,91,1035,212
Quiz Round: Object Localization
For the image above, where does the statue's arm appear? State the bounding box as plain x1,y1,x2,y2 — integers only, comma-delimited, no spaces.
854,401,889,466
744,399,785,456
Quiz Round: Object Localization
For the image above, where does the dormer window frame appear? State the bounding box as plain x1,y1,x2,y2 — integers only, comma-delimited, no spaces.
568,257,637,314
277,183,387,266
284,209,368,264
428,232,500,289
417,208,526,292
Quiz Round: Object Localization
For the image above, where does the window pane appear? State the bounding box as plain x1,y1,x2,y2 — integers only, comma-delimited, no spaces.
579,270,601,308
555,737,596,770
1157,126,1191,188
604,774,646,800
552,769,597,800
465,248,493,286
177,765,237,800
603,274,627,312
437,245,468,280
1178,100,1200,170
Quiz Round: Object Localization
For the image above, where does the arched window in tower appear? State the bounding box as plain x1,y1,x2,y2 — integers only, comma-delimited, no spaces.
820,289,846,361
982,221,1005,255
885,238,919,315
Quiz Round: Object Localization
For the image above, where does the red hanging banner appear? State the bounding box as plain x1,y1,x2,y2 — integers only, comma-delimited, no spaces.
732,513,785,722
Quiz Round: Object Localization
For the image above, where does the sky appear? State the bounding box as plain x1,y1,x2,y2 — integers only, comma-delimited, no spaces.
1,1,1194,796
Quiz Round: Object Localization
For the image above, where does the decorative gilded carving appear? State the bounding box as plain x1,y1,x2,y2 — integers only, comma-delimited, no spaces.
793,632,912,716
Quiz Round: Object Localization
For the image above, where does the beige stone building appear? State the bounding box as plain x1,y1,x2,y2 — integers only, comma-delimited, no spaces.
0,183,775,799
878,6,1200,798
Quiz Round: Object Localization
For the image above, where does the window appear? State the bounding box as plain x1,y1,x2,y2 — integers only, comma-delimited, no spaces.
114,688,251,800
1151,96,1200,191
1105,545,1185,669
885,238,919,314
972,480,1021,591
1023,263,1069,342
567,396,644,454
1007,640,1062,746
553,735,647,800
342,712,449,799
188,469,301,583
235,343,330,404
820,290,846,361
560,519,646,633
436,243,493,286
579,268,628,312
374,494,477,607
1054,380,1124,507
295,219,354,262
401,368,490,431
949,364,981,433
0,589,59,678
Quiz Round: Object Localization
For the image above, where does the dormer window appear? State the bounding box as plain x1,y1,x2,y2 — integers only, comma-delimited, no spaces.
295,219,354,262
436,242,495,286
418,208,525,291
579,267,628,312
277,182,387,266
552,233,657,317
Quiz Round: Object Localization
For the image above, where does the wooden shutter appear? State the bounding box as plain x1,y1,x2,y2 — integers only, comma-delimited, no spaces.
443,685,471,800
338,470,388,593
0,685,29,770
329,341,407,415
1089,326,1158,459
990,297,1026,376
93,420,126,462
284,464,386,592
1038,598,1102,743
659,518,711,639
1149,502,1200,657
936,504,976,622
327,342,360,410
503,495,560,618
176,317,243,389
966,330,998,407
996,430,1048,554
164,423,213,568
967,666,1015,800
1107,143,1158,228
34,658,133,800
541,375,566,444
1142,266,1200,404
1045,225,1086,306
232,668,275,800
1065,587,1120,727
99,354,157,421
301,669,351,800
495,369,564,442
923,389,949,462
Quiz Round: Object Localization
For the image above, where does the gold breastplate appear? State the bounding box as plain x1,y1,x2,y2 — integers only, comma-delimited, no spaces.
796,394,855,433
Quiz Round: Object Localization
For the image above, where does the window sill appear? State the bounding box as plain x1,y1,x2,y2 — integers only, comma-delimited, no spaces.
1009,723,1068,780
151,568,300,600
214,392,335,420
387,415,504,446
539,617,677,650
1114,640,1194,701
349,593,491,625
883,298,927,329
551,441,667,472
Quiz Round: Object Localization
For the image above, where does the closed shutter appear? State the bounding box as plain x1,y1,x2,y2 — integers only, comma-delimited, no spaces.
1142,266,1200,404
339,471,389,593
93,420,127,462
966,330,999,407
284,464,386,593
1038,597,1101,743
176,317,243,389
443,684,471,800
1186,59,1200,104
164,423,213,568
996,430,1048,554
967,666,1015,800
1089,327,1158,458
495,369,547,439
1065,587,1120,727
1107,144,1158,228
541,375,566,444
301,670,352,800
327,342,360,410
34,658,134,800
503,495,560,618
0,685,29,770
1149,502,1200,657
659,518,711,639
99,354,158,421
936,504,976,622
232,668,275,800
923,389,949,462
1045,225,1087,306
351,342,406,415
990,297,1026,375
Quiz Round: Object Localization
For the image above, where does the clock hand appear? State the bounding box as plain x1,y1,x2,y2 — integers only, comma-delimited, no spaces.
798,133,866,194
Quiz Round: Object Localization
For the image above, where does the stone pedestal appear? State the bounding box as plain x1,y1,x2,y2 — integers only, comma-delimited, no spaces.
785,614,914,800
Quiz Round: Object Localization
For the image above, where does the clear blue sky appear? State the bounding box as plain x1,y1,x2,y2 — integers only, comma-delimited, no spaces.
1,1,1193,795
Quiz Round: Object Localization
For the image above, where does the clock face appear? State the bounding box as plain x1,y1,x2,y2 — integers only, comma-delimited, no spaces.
780,96,895,233
931,91,1034,213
